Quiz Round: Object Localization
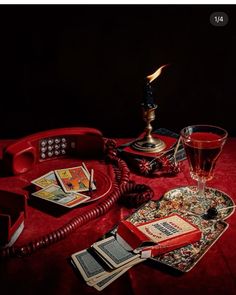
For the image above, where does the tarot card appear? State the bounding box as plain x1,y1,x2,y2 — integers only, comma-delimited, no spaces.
55,166,96,193
31,171,58,188
92,236,140,269
71,249,108,281
31,184,90,208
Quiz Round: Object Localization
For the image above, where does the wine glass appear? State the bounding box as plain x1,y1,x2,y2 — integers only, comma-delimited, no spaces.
180,125,228,211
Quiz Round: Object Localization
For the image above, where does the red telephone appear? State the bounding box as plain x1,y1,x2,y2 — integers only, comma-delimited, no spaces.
0,128,154,258
3,127,104,175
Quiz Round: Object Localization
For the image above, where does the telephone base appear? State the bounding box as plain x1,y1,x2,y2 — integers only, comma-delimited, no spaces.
0,221,24,248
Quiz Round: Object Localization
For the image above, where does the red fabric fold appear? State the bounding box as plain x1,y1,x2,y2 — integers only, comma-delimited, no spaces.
0,138,236,295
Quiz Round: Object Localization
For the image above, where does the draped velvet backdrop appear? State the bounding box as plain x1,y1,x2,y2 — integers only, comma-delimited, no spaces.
0,5,235,138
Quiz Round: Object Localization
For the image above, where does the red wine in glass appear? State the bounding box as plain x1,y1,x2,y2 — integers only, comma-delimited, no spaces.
180,125,228,210
184,132,224,181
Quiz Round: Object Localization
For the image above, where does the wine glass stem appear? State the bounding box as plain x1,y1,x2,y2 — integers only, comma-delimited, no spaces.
197,177,206,199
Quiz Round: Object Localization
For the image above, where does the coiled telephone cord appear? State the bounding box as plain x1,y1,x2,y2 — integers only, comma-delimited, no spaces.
0,139,153,259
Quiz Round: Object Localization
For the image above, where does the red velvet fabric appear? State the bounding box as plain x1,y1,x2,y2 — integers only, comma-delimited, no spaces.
0,138,236,295
122,133,177,158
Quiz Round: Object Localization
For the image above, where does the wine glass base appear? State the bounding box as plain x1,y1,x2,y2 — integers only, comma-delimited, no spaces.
163,186,235,220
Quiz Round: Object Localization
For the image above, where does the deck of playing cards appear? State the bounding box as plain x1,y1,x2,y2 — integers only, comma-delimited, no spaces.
71,236,145,291
116,214,202,258
70,215,202,290
31,163,96,208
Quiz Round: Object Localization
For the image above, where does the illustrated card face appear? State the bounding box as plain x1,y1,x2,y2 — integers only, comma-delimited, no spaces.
31,184,90,208
31,171,58,188
92,236,140,269
55,166,96,193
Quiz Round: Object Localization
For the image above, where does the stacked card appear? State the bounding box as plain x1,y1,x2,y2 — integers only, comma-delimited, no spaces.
71,236,146,291
31,163,96,208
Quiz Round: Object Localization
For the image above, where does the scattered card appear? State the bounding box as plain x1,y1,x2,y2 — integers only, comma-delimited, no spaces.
87,256,145,287
55,166,96,193
92,250,115,270
32,184,90,208
71,235,146,291
92,236,140,269
31,171,58,188
71,249,108,282
93,266,131,291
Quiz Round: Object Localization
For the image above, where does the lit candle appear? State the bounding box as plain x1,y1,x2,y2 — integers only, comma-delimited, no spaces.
143,81,154,108
142,64,169,109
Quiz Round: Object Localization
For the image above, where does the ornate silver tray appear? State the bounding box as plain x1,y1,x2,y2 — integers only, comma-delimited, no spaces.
125,186,235,272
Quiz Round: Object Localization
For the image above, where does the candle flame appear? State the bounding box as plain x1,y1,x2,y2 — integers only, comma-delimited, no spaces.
146,64,169,83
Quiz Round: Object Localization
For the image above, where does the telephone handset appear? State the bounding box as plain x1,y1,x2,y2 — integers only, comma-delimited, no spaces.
3,127,104,175
0,129,155,258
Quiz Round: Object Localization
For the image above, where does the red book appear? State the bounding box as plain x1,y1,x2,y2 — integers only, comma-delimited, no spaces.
116,214,202,258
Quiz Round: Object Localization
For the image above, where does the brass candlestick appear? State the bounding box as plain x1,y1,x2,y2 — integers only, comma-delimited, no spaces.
132,105,166,153
132,64,169,153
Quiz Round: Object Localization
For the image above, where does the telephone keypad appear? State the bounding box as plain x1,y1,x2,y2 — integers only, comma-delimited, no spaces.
41,140,47,147
39,137,68,160
54,150,60,156
41,147,47,153
48,151,53,157
41,153,46,159
48,139,54,145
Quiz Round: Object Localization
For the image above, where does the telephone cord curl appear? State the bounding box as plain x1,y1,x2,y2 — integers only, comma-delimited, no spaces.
0,139,153,259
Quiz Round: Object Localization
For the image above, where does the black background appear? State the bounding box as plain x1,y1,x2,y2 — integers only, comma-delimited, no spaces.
0,5,235,138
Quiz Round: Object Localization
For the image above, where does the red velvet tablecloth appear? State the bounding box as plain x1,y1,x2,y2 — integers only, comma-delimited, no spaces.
0,138,236,295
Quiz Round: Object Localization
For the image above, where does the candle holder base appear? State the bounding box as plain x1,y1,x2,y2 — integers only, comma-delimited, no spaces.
132,136,166,153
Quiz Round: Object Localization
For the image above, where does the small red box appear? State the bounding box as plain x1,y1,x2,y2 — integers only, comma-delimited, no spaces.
116,214,202,258
0,190,27,247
